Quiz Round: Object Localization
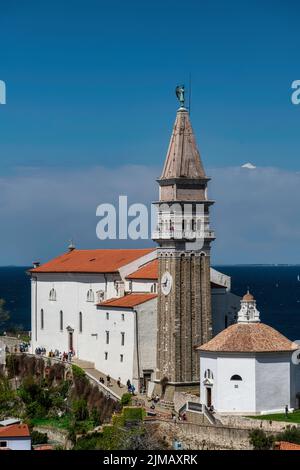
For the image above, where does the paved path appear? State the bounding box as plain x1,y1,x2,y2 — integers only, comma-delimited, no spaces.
72,358,126,399
72,358,171,417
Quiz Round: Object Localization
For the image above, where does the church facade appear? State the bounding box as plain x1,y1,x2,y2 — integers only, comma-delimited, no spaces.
30,96,240,392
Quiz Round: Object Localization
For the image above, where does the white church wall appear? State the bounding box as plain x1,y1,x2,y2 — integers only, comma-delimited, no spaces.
132,299,157,387
125,279,157,293
31,272,121,362
199,353,217,408
255,353,292,412
94,307,135,385
217,354,256,413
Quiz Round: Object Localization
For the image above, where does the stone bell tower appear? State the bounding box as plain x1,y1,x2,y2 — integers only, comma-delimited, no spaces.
152,87,215,400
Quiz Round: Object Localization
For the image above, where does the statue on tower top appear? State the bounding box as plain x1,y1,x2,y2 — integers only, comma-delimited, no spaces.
175,84,185,108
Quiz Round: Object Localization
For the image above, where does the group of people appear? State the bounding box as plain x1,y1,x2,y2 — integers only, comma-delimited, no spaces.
34,347,74,362
35,346,46,355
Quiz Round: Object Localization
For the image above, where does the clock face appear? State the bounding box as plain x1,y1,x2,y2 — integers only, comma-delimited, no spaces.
161,271,173,295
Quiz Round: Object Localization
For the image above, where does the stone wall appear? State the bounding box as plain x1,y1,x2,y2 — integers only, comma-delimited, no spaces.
220,415,300,433
146,420,253,450
34,426,72,449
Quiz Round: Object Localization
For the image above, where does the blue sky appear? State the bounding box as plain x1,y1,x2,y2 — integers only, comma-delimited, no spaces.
0,1,299,264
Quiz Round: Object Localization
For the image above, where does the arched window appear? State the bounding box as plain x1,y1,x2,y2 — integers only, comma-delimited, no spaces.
230,374,242,381
151,283,157,293
49,288,56,301
59,311,63,331
87,289,94,302
79,312,82,333
204,369,214,380
40,309,44,330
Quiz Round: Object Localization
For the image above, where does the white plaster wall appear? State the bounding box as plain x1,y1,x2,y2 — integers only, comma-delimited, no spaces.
31,272,120,363
95,307,135,385
1,438,31,450
133,299,157,386
125,279,157,293
255,353,292,412
216,354,256,413
199,353,217,407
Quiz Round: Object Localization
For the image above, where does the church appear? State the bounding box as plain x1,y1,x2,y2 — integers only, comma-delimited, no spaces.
198,292,300,414
30,90,240,395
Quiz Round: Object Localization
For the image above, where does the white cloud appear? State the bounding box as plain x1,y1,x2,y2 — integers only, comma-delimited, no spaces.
0,164,299,265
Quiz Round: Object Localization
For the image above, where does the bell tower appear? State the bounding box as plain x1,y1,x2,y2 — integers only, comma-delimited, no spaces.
152,87,215,400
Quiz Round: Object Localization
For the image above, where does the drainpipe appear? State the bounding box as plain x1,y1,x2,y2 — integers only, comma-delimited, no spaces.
104,274,108,299
32,275,38,344
134,309,141,390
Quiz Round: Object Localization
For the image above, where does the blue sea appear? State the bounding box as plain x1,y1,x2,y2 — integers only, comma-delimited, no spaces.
1,265,300,341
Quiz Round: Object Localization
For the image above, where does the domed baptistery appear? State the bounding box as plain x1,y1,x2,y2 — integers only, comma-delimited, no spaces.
197,292,300,415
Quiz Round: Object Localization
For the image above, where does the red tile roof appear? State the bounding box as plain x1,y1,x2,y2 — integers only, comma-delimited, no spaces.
98,293,157,308
197,322,298,353
0,424,30,438
274,441,300,450
30,249,155,274
127,259,158,280
34,444,54,451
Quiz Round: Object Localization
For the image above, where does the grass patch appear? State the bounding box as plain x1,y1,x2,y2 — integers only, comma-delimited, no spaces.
31,415,74,430
31,414,96,432
250,410,300,424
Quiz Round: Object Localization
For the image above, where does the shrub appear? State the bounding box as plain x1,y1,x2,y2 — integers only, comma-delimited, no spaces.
123,407,144,423
120,393,132,406
249,429,274,450
31,430,48,445
277,426,300,445
72,365,86,379
72,399,89,421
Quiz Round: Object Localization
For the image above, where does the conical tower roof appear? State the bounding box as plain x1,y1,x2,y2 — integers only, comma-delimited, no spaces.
160,107,206,180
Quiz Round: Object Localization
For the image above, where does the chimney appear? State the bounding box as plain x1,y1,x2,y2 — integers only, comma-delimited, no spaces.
32,261,40,269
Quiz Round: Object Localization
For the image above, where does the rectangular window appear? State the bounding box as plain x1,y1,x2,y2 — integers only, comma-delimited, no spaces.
121,332,125,346
40,309,44,330
120,354,123,362
121,313,125,321
79,312,82,333
106,312,109,320
105,352,108,360
0,441,7,447
60,311,63,331
106,331,109,344
129,280,132,291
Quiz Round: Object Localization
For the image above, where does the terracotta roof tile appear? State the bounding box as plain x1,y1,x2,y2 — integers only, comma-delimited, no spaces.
274,441,300,450
98,293,157,308
0,424,30,438
127,260,158,280
30,249,155,274
197,323,298,353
